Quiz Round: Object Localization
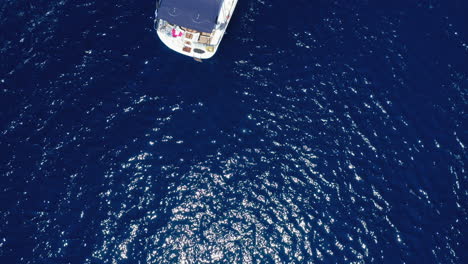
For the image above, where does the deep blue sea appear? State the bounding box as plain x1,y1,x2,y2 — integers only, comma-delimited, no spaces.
0,0,466,263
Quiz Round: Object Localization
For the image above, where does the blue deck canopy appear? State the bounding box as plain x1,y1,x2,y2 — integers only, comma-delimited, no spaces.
157,0,223,33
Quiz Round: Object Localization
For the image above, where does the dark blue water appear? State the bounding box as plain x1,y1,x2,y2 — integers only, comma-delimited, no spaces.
1,0,466,263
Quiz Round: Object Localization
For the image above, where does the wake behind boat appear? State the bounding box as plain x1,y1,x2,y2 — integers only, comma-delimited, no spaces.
154,0,238,60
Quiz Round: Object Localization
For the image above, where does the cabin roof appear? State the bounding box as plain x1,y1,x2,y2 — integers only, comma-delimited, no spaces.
158,0,223,33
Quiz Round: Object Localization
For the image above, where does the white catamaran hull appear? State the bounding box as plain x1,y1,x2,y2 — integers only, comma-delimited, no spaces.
155,0,237,60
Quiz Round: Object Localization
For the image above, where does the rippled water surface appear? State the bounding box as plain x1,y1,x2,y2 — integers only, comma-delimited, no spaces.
0,0,466,263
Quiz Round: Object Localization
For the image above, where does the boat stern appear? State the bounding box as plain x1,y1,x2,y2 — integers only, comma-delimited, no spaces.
155,20,219,60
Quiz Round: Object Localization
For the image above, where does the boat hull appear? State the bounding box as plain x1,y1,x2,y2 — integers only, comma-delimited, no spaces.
155,0,238,60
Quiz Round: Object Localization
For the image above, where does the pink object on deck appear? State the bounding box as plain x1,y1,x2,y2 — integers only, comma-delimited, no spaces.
172,29,183,38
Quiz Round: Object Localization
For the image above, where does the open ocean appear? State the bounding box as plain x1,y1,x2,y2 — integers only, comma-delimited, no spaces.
0,0,466,263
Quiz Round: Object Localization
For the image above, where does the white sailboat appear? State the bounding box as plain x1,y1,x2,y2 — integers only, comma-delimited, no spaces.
154,0,238,60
